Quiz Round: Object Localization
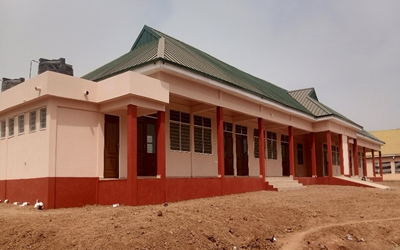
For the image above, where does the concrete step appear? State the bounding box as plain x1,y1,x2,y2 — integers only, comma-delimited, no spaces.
265,176,305,191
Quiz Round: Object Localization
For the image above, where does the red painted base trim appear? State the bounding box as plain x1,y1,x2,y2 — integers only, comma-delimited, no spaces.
0,180,6,201
166,178,221,202
295,177,330,185
98,179,128,205
223,177,264,195
55,178,97,208
369,176,383,182
3,178,51,207
4,175,383,209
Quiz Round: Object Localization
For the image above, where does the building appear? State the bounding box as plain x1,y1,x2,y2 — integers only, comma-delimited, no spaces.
0,25,386,209
368,129,400,181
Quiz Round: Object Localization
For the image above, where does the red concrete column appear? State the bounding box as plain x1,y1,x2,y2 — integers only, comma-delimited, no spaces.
339,134,344,176
327,131,333,177
127,104,138,206
217,106,225,195
258,118,265,178
362,147,367,177
371,149,376,177
288,126,295,177
217,107,224,178
353,139,359,176
379,151,383,176
311,132,317,177
157,111,166,202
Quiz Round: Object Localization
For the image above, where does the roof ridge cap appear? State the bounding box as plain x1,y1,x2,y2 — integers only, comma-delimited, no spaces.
157,37,165,58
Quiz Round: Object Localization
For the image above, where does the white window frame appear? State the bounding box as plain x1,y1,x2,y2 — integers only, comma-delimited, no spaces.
254,129,266,159
169,110,191,152
8,117,15,137
18,114,25,135
39,107,47,130
29,110,37,132
0,120,6,139
267,131,277,160
194,115,212,154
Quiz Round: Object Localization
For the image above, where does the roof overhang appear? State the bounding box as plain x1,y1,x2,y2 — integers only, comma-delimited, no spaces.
135,61,317,122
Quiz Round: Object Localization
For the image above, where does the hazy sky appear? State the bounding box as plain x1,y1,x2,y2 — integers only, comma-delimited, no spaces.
0,0,399,131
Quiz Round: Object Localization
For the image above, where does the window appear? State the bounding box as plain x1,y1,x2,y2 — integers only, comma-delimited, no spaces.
336,147,340,165
40,107,47,129
267,131,277,159
1,120,5,139
254,129,259,158
8,117,14,137
18,114,24,134
169,110,190,152
375,162,392,174
281,135,289,143
396,162,400,173
357,151,363,169
235,125,247,136
332,146,338,165
223,122,233,133
29,110,36,132
297,144,303,164
194,115,212,154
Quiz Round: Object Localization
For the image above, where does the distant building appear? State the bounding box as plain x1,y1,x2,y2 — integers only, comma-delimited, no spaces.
368,129,400,180
0,25,386,209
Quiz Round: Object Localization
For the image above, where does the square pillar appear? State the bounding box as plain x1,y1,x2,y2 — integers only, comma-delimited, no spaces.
127,104,138,206
339,134,344,176
379,151,383,176
353,139,359,176
217,107,224,178
258,118,265,178
327,131,333,177
289,126,295,177
372,149,376,177
157,111,166,202
311,132,317,177
363,147,367,177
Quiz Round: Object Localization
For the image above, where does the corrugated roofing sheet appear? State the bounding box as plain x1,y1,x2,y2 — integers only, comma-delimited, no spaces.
288,88,361,128
82,25,382,144
83,25,309,113
83,39,158,81
358,129,385,145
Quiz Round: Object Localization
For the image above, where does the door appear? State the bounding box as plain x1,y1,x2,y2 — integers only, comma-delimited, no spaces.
348,150,353,175
137,116,157,176
323,144,329,176
224,132,234,175
281,142,290,176
104,115,119,178
236,134,249,176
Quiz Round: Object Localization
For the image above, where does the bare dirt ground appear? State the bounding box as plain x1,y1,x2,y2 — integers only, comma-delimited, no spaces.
1,182,400,250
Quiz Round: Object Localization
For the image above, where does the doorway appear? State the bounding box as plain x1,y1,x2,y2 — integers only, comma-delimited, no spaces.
104,115,120,178
224,122,234,176
137,116,157,176
323,144,329,176
235,125,248,176
281,142,290,176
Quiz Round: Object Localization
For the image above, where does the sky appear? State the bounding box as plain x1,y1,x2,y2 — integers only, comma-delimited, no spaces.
0,0,399,131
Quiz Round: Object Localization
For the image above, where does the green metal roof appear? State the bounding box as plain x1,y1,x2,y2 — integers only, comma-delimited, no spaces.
83,25,309,113
358,129,385,144
288,88,362,128
83,25,382,144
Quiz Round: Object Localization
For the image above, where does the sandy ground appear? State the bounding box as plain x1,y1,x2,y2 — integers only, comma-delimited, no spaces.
1,182,400,250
